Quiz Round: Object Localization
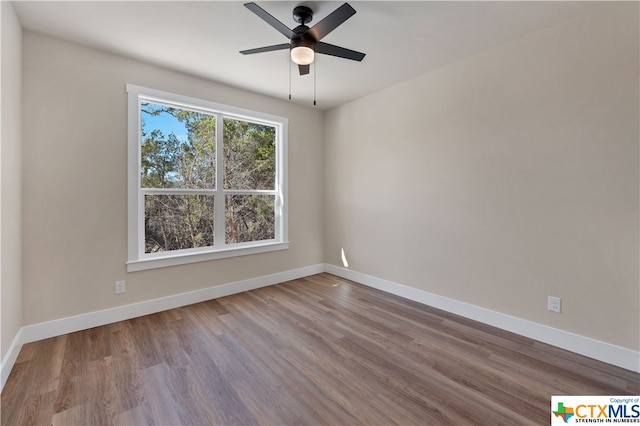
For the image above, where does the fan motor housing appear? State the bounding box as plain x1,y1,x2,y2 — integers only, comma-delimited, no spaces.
292,24,315,45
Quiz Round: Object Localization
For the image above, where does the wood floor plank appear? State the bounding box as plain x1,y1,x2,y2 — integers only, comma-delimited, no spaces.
215,299,373,425
2,273,638,425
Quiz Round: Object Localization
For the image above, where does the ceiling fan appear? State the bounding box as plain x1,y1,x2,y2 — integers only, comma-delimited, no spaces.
240,2,366,76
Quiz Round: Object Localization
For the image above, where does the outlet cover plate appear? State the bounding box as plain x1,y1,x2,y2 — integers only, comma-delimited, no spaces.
548,296,561,313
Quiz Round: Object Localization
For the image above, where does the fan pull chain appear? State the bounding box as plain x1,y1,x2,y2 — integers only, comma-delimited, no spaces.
288,54,292,100
313,57,317,106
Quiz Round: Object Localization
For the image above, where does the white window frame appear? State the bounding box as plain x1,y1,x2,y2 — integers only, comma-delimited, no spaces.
126,84,288,272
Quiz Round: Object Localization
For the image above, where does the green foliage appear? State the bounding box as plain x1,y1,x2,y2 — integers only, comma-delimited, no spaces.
225,195,275,244
141,104,216,189
223,118,276,190
141,103,276,253
145,195,215,253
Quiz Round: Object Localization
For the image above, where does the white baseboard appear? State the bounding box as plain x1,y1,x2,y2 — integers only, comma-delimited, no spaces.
324,264,640,373
3,262,638,393
0,264,324,391
0,327,24,391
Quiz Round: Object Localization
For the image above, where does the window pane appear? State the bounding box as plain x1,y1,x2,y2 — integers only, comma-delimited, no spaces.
223,118,275,190
141,103,216,189
226,195,275,244
145,194,214,253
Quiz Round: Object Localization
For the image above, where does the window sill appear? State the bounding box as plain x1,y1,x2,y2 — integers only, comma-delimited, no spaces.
127,241,289,272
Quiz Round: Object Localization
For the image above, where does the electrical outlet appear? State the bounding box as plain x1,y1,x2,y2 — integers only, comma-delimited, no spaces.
548,296,561,313
115,280,126,294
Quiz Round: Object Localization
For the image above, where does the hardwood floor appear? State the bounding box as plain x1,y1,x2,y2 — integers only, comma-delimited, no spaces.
2,273,638,425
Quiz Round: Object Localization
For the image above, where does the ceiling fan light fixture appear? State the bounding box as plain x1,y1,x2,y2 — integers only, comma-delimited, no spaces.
291,45,315,65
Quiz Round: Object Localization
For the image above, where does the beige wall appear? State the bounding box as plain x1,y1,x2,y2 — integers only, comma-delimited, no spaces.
21,32,324,325
324,4,639,350
1,1,23,361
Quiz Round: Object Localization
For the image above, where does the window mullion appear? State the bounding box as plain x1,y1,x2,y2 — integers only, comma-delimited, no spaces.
141,188,217,195
214,113,226,248
222,189,278,195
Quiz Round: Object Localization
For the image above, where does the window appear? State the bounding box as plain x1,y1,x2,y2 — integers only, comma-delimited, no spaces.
126,85,288,272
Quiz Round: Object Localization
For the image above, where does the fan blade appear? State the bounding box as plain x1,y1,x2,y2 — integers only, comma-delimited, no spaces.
244,3,294,39
240,43,290,55
316,42,365,61
298,64,310,75
307,3,356,41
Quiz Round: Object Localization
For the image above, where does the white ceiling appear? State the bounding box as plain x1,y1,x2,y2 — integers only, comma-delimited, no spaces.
13,1,598,110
